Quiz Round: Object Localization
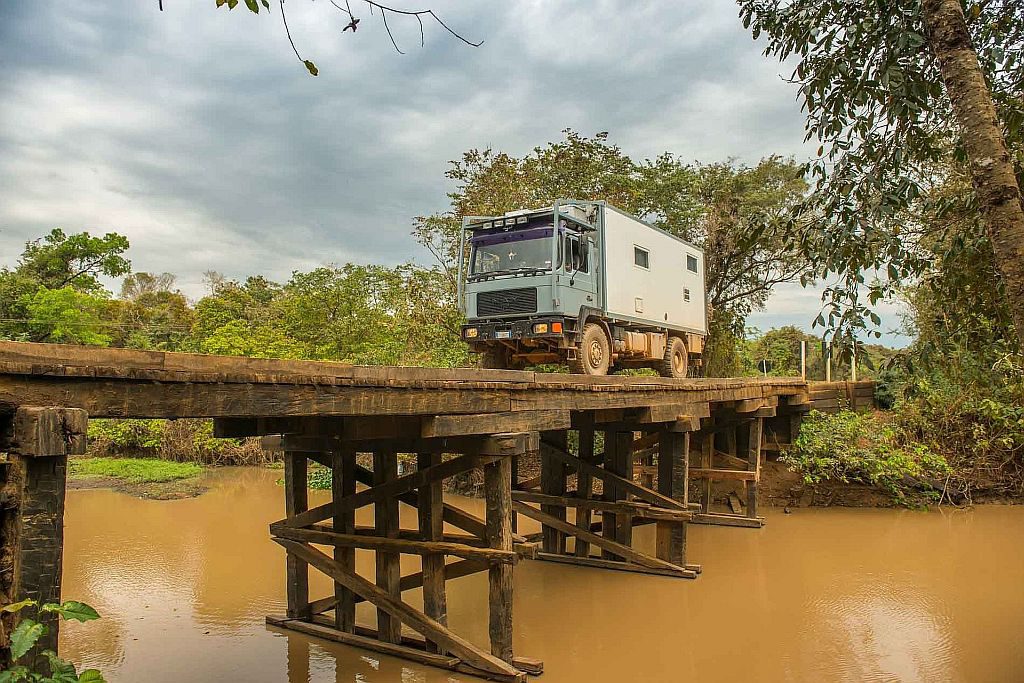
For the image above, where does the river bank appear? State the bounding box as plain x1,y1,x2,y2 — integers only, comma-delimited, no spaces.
69,456,1006,510
58,466,1024,682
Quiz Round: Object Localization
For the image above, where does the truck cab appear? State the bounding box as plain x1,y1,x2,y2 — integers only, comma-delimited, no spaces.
458,200,707,377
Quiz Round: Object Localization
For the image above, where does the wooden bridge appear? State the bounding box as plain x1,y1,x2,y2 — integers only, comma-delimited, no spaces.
0,341,874,681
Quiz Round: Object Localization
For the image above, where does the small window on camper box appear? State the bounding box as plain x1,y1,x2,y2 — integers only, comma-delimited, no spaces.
687,254,699,273
684,288,691,302
634,246,649,269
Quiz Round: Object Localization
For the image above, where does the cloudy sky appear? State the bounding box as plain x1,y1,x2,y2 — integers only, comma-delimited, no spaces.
0,1,908,345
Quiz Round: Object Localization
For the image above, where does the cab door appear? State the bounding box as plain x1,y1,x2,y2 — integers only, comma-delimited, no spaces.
559,231,597,314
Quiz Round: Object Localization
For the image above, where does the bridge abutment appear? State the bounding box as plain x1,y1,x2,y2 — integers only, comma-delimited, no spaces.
0,406,86,669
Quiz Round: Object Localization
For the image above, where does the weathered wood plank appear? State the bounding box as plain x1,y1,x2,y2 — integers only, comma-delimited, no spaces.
0,377,514,418
266,616,461,670
423,410,569,438
656,431,688,567
374,451,402,645
512,502,688,573
574,420,595,558
270,524,517,564
539,431,568,554
334,448,356,632
418,452,447,654
485,457,514,664
284,452,310,620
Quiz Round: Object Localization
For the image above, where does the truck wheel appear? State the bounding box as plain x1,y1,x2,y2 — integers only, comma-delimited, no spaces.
658,336,688,378
569,323,610,376
480,346,510,370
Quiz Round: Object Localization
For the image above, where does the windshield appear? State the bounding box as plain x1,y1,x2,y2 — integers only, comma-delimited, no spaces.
470,227,554,276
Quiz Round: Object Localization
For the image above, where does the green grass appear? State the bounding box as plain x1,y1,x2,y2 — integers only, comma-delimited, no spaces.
69,457,202,483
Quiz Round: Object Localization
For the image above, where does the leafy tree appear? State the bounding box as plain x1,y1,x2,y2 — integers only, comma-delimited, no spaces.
738,0,1024,352
113,273,194,350
16,229,130,293
0,229,130,343
19,288,112,346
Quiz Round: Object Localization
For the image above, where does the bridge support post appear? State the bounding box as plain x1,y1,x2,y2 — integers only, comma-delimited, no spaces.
266,430,541,682
0,406,86,670
520,427,696,579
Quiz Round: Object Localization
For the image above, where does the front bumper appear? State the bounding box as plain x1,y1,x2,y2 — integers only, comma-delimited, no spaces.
462,317,566,343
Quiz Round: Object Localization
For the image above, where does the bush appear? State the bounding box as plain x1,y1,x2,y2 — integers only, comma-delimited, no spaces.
896,375,1024,500
781,409,951,504
87,419,272,466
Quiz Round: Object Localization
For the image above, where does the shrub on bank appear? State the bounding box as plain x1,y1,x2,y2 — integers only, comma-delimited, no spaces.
87,419,272,466
896,375,1024,500
781,410,951,505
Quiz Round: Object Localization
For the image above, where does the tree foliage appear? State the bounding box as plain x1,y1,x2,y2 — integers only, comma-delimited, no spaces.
738,0,1024,354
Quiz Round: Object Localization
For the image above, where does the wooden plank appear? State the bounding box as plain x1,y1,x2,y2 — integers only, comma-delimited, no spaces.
418,452,447,654
273,539,522,678
690,513,765,529
511,491,690,521
334,449,356,632
688,468,758,481
656,431,688,566
534,553,697,579
284,452,310,620
485,457,515,663
600,429,619,560
575,420,595,558
373,452,402,645
423,410,569,438
540,441,688,511
746,417,762,518
0,377,514,419
539,431,568,555
270,525,517,564
512,502,687,573
266,616,461,670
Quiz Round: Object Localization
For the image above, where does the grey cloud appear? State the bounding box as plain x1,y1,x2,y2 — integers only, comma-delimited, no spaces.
0,0,868,336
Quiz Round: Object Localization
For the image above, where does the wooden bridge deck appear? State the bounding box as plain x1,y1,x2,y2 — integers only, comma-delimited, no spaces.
0,341,872,682
0,341,809,419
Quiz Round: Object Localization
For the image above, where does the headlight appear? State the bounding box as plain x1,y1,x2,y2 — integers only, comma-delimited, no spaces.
533,323,549,334
465,328,478,338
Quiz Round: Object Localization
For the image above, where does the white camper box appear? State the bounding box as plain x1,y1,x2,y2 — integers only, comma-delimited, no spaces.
600,206,706,335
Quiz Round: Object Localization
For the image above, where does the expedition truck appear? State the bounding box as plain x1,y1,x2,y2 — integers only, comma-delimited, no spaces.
457,200,707,377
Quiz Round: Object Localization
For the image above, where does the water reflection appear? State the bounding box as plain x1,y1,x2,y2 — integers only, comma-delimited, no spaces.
60,468,1024,682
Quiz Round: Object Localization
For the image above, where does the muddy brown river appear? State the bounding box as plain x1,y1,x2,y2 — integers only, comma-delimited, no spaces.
59,467,1024,682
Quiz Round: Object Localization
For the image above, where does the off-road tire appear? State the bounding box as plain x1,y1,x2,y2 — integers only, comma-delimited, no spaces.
658,336,688,378
480,345,511,370
569,323,611,376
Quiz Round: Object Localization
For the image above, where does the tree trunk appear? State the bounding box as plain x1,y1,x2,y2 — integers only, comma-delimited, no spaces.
923,0,1024,351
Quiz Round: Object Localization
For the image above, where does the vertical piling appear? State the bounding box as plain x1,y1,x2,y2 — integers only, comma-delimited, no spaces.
284,451,310,620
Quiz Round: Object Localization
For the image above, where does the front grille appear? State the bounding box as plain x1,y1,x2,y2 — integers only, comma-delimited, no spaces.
476,287,538,317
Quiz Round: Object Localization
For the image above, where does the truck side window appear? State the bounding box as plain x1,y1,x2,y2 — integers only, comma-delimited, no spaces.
634,246,650,269
565,234,590,274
